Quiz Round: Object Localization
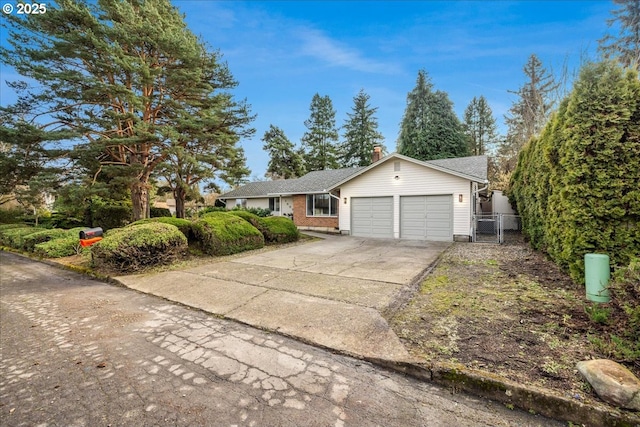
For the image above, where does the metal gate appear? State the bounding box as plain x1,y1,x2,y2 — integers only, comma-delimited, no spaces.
472,214,521,243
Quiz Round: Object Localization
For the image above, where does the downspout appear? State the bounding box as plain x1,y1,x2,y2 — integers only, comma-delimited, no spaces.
473,181,489,215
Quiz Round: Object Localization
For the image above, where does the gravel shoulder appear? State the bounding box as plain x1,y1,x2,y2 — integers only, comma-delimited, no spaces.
386,236,639,410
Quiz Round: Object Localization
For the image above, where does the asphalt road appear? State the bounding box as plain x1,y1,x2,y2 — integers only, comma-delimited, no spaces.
0,252,560,427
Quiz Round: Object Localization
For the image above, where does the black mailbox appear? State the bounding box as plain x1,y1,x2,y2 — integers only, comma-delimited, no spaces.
79,227,103,239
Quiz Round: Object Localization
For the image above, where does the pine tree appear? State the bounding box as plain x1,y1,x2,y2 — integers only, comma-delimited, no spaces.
498,54,558,174
339,90,385,167
301,94,340,171
397,70,468,161
462,96,498,156
262,125,306,179
0,0,253,220
599,0,640,70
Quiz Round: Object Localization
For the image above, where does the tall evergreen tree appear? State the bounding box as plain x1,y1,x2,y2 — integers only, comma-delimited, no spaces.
262,125,306,179
599,0,640,70
510,60,640,281
498,54,557,174
397,70,468,161
0,0,253,220
339,90,385,167
462,96,498,156
301,94,340,171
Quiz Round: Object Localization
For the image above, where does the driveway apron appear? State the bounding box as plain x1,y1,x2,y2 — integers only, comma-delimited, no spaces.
117,234,450,363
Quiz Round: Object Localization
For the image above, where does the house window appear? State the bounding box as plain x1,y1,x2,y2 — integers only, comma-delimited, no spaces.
306,194,338,217
394,161,401,172
269,197,280,212
236,198,247,208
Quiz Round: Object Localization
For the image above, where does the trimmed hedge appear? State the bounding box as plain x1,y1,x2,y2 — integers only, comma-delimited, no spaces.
28,227,87,258
34,236,83,258
261,216,300,243
0,223,27,231
21,228,68,252
129,217,195,244
510,61,640,282
150,207,172,218
91,222,187,272
91,204,132,231
0,226,38,248
193,212,264,256
228,211,298,244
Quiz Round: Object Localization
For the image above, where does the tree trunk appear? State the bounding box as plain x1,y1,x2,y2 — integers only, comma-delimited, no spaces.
174,187,186,219
131,179,150,221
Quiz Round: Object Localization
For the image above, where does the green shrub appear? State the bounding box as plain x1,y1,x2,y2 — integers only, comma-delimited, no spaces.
198,206,227,216
150,207,172,218
192,212,264,256
0,223,27,231
231,206,272,217
261,216,299,243
49,212,87,229
228,211,298,244
510,62,640,282
128,217,195,244
0,226,38,248
91,222,187,272
0,208,24,224
92,204,132,230
21,228,69,252
34,236,83,258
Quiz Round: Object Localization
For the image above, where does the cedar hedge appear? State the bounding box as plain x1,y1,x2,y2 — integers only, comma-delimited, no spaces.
91,222,187,272
509,61,640,283
193,212,264,256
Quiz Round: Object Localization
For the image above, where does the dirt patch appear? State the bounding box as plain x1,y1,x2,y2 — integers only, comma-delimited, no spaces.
387,237,639,408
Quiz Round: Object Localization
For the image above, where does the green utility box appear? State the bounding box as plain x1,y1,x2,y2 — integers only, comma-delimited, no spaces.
585,253,611,303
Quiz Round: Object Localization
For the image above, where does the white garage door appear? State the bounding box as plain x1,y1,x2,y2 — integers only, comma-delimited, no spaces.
401,195,453,241
351,197,393,238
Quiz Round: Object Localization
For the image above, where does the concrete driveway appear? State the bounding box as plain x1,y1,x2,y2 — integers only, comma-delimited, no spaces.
117,234,450,363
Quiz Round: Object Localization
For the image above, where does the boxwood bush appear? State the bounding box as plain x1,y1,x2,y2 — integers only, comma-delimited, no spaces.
228,211,298,244
91,222,187,272
193,212,264,256
21,228,69,252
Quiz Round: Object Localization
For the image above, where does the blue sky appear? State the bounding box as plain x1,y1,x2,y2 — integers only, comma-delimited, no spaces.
0,1,616,181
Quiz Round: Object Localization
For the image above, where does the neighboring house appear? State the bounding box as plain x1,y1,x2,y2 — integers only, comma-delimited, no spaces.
219,152,488,241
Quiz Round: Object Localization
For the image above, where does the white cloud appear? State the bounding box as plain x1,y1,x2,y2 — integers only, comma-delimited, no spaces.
296,27,400,74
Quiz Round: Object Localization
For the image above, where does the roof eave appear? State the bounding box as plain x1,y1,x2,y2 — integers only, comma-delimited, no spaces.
327,152,487,190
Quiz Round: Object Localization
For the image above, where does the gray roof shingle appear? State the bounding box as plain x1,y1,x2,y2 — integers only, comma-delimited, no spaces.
426,155,488,182
220,154,488,199
220,167,364,199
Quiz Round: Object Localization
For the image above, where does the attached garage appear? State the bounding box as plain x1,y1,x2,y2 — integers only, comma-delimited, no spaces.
351,197,393,238
400,195,453,241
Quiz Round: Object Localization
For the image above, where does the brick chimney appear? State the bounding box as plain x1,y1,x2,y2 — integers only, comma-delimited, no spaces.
371,146,382,163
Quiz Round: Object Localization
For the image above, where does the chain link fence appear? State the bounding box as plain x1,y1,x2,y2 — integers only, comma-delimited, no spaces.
472,214,522,244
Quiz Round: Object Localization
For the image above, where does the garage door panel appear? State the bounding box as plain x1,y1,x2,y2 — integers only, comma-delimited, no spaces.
351,197,393,238
401,195,452,241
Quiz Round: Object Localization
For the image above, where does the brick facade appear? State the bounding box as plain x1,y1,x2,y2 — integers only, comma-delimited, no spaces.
292,194,339,229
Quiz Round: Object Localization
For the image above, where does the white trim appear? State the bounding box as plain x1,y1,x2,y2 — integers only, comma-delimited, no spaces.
329,152,486,190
